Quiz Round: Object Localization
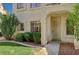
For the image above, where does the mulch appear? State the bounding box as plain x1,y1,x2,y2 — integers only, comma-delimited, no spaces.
59,42,79,55
23,42,41,47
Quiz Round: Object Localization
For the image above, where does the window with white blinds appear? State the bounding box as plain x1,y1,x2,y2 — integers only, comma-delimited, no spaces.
17,3,24,9
30,3,41,8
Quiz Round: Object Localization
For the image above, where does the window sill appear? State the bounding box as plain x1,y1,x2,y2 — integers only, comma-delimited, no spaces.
65,35,75,39
28,7,42,10
17,31,25,33
16,8,27,12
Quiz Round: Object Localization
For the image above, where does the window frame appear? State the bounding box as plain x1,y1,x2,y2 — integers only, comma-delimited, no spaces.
30,3,41,8
17,23,24,31
66,19,74,35
17,3,24,9
30,21,41,32
46,3,61,6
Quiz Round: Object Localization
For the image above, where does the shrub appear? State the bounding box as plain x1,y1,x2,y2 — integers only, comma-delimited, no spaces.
23,32,32,41
16,33,24,42
16,32,41,44
32,32,41,44
0,32,3,37
67,4,79,40
0,14,19,40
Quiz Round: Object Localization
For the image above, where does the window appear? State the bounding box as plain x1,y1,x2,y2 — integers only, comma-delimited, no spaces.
30,3,40,8
17,3,24,9
17,23,24,31
25,3,27,9
46,3,60,6
66,19,74,35
31,21,41,32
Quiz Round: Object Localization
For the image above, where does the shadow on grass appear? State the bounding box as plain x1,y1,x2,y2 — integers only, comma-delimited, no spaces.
0,42,27,47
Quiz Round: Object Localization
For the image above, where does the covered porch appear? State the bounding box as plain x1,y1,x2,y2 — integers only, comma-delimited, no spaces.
40,10,70,46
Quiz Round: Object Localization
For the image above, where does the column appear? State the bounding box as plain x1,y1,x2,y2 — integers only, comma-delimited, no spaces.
41,16,47,46
60,15,67,42
47,16,52,42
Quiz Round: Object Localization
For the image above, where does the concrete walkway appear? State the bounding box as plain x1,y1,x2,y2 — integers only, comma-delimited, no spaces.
45,42,60,55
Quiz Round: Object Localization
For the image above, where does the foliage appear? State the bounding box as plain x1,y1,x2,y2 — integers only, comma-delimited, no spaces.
16,33,25,42
67,4,79,40
32,32,41,44
66,16,74,35
23,32,32,41
16,32,41,44
0,13,19,40
0,32,3,37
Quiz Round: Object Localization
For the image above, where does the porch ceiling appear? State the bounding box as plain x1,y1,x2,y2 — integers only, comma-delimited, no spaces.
48,10,69,17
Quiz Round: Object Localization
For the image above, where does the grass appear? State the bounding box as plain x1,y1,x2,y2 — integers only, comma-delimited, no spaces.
0,42,33,55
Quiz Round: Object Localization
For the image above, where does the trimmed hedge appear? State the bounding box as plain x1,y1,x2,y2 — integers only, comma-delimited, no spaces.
16,33,25,42
15,32,41,44
0,32,3,37
23,32,32,41
32,32,41,44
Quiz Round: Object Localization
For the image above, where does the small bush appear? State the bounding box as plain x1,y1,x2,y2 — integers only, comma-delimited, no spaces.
0,32,3,37
16,33,25,42
15,32,41,44
23,32,32,41
32,32,41,44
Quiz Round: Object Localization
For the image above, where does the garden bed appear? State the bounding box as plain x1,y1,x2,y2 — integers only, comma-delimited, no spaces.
0,40,41,48
15,32,41,44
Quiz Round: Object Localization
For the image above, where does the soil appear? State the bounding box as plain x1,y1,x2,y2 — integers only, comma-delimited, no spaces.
23,41,41,47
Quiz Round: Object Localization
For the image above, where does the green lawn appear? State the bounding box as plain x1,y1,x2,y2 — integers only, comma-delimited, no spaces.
0,42,33,55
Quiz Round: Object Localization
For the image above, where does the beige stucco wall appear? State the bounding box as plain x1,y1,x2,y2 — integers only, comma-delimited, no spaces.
46,13,75,43
60,14,74,43
13,3,75,45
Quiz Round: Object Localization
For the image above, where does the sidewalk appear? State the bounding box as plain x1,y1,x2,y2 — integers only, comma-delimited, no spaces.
45,42,60,55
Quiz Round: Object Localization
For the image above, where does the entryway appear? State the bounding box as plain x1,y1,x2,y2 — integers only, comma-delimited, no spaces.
50,16,61,41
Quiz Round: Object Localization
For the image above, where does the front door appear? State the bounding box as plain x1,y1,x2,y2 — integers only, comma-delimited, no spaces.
51,16,61,40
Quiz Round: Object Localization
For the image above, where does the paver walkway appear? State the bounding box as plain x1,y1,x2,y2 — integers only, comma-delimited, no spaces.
59,43,74,55
59,43,79,55
45,41,60,55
